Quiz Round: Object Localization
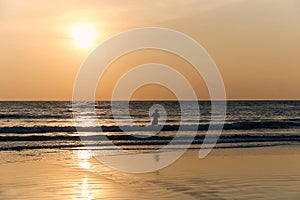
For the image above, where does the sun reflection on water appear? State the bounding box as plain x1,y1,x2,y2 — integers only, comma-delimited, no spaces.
73,151,96,199
73,176,95,200
76,150,92,170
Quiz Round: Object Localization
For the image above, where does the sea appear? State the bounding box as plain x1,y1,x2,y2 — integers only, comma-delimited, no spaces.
0,100,299,154
1,100,300,199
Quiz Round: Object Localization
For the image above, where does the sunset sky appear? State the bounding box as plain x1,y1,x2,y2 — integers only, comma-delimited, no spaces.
1,0,299,100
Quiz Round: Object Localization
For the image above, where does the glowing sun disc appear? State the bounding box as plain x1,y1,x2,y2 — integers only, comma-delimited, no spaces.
71,24,97,48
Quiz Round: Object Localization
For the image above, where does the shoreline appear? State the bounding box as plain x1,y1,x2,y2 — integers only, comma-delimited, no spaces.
1,145,300,199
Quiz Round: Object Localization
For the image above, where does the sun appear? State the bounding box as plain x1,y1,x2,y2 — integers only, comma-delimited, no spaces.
71,23,98,49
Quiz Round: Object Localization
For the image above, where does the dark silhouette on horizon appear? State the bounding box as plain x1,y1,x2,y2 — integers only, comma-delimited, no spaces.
151,109,160,126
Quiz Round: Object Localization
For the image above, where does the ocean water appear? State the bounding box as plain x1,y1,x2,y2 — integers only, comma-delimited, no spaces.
1,101,300,200
0,101,299,154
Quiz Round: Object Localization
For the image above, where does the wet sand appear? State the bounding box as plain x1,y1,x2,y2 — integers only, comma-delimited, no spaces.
1,145,300,199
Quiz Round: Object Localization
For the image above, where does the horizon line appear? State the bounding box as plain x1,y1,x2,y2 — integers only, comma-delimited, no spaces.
0,99,300,102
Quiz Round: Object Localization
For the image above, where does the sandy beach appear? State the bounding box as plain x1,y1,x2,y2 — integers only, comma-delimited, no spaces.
1,145,300,200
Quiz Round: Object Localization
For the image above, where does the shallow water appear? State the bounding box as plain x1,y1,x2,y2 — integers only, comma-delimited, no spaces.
1,146,300,200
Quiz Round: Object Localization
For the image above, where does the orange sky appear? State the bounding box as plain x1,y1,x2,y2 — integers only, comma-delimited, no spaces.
0,0,299,100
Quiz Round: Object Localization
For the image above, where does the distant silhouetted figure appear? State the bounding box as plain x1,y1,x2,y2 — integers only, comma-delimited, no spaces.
151,109,160,126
